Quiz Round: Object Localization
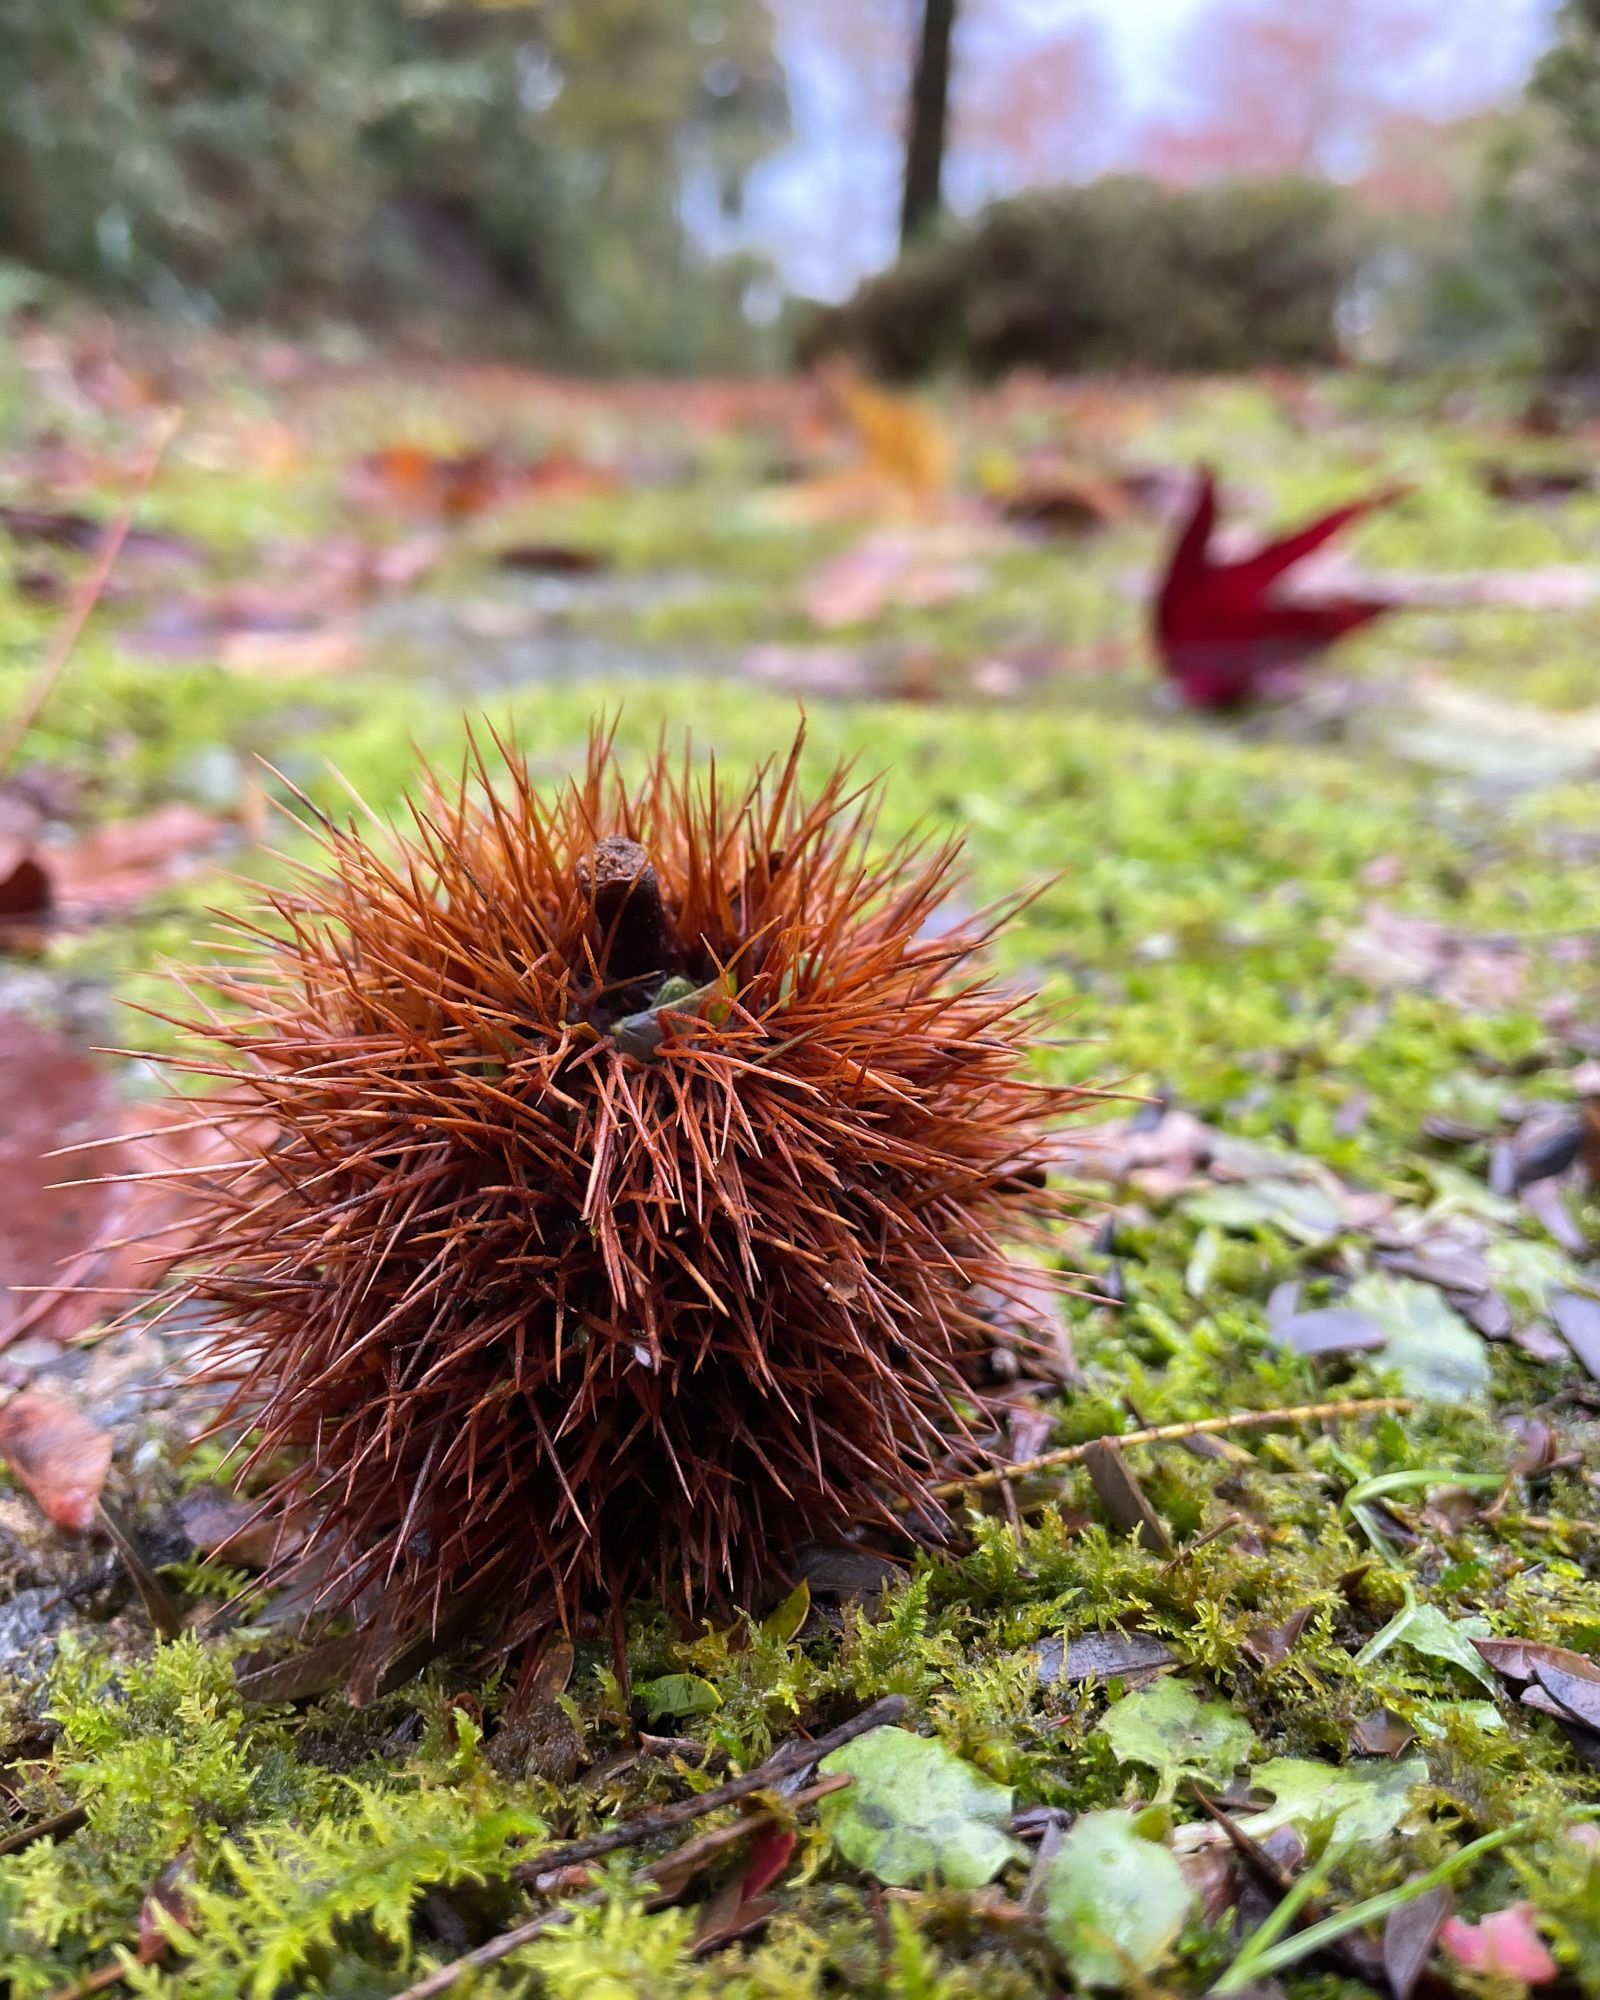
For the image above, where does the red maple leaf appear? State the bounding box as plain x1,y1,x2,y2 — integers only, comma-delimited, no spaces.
1154,466,1401,709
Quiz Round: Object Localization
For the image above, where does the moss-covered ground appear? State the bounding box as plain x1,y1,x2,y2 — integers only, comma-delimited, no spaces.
3,329,1600,1996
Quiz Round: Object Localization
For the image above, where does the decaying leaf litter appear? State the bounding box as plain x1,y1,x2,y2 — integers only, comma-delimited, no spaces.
3,328,1600,1996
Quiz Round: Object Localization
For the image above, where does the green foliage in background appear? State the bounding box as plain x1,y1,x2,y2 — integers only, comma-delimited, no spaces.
1488,0,1600,377
0,0,787,367
799,175,1359,379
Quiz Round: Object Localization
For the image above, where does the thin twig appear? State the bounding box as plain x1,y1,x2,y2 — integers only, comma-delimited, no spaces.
44,1957,133,2000
0,1803,87,1858
512,1692,906,1881
930,1396,1413,1501
391,1893,604,2000
1157,1511,1242,1576
639,1773,849,1898
1499,1513,1600,1538
0,410,181,778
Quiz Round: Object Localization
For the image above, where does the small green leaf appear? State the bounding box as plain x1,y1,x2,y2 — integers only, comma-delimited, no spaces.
1345,1273,1489,1401
819,1727,1024,1889
1041,1810,1193,1987
1417,1699,1504,1737
1340,1469,1504,1516
1484,1238,1575,1319
1186,1180,1343,1247
1098,1676,1255,1785
652,975,700,1007
1354,1598,1495,1689
1185,1225,1222,1299
633,1674,722,1722
761,1580,810,1644
1229,1755,1428,1847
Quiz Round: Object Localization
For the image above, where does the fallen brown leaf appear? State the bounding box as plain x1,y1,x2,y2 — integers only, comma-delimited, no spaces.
1273,1308,1385,1358
1532,1660,1600,1733
0,503,198,563
799,531,988,629
1550,1290,1600,1380
1350,1709,1417,1758
1243,1606,1314,1668
177,1487,301,1572
1082,1438,1172,1552
0,1390,112,1531
0,1015,124,1348
496,543,609,576
1481,461,1595,504
1035,1630,1176,1687
1383,1884,1452,2000
1335,904,1527,1013
219,626,360,678
1472,1636,1600,1686
992,465,1134,536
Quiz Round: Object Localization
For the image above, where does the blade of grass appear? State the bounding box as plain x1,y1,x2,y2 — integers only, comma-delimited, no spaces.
1211,1825,1522,1994
0,409,180,778
1211,1834,1346,1988
1339,1470,1506,1517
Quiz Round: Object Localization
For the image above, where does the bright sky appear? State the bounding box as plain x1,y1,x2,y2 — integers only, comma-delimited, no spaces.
736,0,1559,301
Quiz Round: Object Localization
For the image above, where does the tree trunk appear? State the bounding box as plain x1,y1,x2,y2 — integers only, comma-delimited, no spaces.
900,0,957,247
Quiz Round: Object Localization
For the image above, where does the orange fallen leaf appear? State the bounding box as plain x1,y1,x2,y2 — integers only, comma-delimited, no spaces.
350,444,617,521
831,369,952,500
219,625,361,678
0,1014,125,1348
0,1390,113,1532
50,802,229,916
771,366,954,522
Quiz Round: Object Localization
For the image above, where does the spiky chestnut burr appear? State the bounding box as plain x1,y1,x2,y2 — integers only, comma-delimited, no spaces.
159,728,1085,1671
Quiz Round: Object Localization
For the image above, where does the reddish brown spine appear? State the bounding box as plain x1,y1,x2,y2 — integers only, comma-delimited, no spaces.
157,726,1089,1668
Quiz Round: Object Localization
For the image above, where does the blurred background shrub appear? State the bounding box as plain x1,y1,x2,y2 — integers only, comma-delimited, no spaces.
1,0,1599,382
798,176,1358,378
0,0,789,369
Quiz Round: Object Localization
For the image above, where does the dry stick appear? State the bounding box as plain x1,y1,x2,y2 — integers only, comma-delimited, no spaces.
512,1692,906,1882
44,1957,131,2000
929,1396,1413,1503
0,1803,87,1859
1503,1513,1600,1538
0,410,181,779
391,1893,604,2000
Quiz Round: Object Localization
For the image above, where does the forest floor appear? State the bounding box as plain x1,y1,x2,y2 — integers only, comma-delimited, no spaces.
2,324,1600,1997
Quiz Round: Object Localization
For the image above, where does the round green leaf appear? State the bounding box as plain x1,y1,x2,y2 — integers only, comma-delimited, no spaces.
1230,1755,1429,1847
1042,1810,1193,1987
1098,1676,1255,1783
819,1727,1023,1890
1345,1273,1489,1401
